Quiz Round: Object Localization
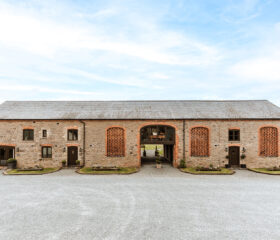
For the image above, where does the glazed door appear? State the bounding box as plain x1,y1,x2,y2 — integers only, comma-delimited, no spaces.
229,146,240,166
68,146,78,166
0,147,14,166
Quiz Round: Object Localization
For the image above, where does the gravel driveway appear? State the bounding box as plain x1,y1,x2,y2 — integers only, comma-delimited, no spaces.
1,164,280,240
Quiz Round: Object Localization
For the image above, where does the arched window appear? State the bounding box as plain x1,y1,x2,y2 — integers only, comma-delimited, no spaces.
260,127,278,157
107,127,125,157
191,127,209,157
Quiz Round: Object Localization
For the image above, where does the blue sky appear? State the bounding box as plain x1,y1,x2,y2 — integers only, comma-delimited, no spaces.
0,0,280,105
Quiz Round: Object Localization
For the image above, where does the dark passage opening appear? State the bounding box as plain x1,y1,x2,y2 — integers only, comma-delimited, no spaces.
140,125,175,166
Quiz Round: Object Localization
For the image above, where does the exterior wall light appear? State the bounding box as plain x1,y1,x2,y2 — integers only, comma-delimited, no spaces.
63,147,66,152
242,147,246,153
225,147,228,152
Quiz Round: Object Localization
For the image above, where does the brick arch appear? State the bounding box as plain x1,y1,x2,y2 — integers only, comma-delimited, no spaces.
259,126,278,157
137,122,179,167
106,126,126,157
190,126,210,157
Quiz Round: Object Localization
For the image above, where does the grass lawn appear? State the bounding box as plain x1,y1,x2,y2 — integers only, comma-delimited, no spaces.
5,168,60,175
180,167,235,175
249,168,280,175
78,167,139,175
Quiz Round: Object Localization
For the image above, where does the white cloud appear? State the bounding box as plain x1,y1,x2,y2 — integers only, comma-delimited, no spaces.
228,58,280,82
227,21,280,83
0,0,279,106
220,0,261,24
0,83,99,95
0,2,221,65
148,73,170,80
76,8,118,19
0,11,86,57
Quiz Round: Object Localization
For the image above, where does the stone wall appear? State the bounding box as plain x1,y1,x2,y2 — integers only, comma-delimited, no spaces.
186,120,280,168
0,120,84,168
84,120,183,168
0,119,279,168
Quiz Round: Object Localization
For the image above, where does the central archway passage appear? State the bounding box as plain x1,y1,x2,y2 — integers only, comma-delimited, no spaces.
139,125,176,166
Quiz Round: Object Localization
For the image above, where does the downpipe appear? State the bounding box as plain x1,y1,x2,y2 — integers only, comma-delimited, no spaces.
80,120,86,167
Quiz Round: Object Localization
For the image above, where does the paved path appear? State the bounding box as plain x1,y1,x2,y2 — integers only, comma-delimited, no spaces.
1,165,280,240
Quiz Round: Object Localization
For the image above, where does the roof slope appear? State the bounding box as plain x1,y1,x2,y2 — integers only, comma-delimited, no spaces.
0,100,279,120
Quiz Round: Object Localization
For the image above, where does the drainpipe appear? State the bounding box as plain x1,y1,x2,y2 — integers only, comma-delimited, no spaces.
183,119,186,161
80,120,86,167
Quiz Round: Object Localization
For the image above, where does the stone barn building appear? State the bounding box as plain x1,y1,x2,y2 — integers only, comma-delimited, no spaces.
0,100,279,169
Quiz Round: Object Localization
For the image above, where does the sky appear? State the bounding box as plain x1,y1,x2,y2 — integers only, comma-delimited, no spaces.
0,0,280,105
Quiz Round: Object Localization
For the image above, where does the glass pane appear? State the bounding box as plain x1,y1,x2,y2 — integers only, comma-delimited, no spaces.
69,131,72,140
43,147,47,157
48,147,52,155
43,130,47,137
30,130,34,140
8,149,13,158
73,131,78,140
23,130,28,140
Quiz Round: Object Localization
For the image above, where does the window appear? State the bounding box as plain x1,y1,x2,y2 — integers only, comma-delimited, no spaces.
42,146,52,158
42,130,47,138
191,127,209,157
229,129,240,141
260,127,278,157
23,129,34,140
107,127,125,157
68,129,78,141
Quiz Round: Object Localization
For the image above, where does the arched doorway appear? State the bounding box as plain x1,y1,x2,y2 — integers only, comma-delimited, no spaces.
140,125,175,166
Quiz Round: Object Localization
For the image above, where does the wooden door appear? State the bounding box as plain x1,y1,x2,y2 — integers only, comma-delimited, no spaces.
164,145,173,164
229,146,240,166
68,146,78,166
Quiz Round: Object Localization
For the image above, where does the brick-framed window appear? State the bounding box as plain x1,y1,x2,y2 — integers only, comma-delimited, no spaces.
42,146,52,158
260,127,278,157
229,129,240,141
42,130,47,138
191,127,209,157
68,129,78,141
23,129,34,141
107,127,125,157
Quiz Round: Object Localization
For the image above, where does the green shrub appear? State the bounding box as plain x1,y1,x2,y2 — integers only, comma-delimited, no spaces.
143,150,146,157
76,160,80,165
156,158,161,164
7,158,17,163
196,166,221,171
268,166,280,171
179,159,186,168
62,160,66,164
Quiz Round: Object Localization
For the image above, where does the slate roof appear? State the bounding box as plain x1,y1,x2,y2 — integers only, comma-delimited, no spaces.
0,100,279,120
